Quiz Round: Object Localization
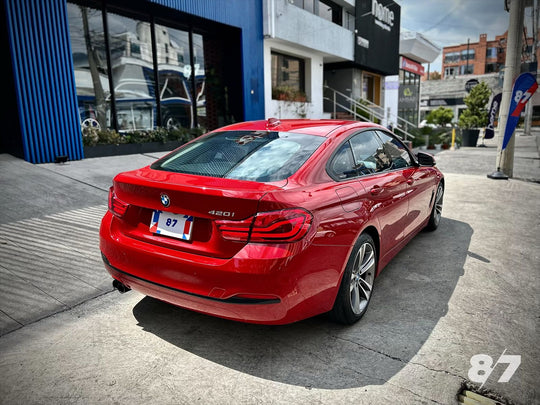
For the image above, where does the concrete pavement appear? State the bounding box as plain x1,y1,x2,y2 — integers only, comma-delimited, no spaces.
0,132,539,404
0,152,168,334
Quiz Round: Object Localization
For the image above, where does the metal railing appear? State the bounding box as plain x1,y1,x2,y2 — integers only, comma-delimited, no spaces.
323,86,417,140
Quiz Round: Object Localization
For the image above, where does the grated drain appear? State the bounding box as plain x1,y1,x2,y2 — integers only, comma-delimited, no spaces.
458,390,503,404
457,385,515,405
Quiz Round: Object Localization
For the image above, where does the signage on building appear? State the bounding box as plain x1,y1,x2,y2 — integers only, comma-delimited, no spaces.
465,79,479,92
355,0,401,75
400,56,425,76
357,36,369,49
399,84,418,108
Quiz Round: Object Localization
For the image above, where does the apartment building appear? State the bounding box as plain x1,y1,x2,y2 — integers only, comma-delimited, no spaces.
263,0,401,119
442,30,539,78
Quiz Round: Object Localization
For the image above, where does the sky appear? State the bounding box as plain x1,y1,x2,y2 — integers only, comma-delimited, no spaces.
397,0,535,72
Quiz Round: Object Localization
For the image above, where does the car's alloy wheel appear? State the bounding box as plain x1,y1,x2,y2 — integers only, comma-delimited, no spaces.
350,241,375,315
331,233,377,324
426,182,444,231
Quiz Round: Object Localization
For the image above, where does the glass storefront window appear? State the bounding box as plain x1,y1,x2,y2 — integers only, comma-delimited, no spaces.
108,13,156,131
68,1,226,139
156,25,192,129
193,33,206,131
68,4,110,131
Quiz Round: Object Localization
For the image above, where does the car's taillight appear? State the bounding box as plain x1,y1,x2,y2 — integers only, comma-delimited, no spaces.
108,187,129,217
215,217,252,241
216,208,312,243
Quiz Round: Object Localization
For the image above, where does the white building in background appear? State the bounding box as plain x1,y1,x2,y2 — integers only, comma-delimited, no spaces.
262,0,441,132
262,0,401,120
263,0,355,119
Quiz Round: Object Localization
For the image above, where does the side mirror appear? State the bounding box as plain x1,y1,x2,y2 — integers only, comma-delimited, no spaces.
416,151,436,167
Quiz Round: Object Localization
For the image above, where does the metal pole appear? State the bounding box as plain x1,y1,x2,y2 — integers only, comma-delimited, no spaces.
490,0,526,179
333,91,336,119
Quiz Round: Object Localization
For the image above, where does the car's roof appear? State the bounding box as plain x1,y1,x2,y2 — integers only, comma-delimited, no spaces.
216,118,385,137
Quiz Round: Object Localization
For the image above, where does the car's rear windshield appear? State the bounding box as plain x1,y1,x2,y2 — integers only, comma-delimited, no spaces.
151,130,325,182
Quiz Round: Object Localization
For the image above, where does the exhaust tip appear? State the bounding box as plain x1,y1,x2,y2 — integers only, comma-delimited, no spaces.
112,279,131,293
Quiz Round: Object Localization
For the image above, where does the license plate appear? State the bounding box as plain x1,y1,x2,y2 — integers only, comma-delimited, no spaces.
150,210,194,240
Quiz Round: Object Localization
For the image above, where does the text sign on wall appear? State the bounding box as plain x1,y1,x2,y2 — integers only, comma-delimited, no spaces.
401,56,425,76
355,0,401,76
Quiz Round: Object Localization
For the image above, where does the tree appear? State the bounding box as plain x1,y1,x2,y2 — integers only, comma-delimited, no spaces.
458,81,491,129
429,71,441,80
426,107,454,126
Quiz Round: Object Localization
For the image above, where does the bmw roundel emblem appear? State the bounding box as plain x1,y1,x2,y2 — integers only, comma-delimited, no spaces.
160,193,170,207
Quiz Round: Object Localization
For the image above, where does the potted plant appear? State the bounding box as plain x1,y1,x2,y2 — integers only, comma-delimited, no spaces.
423,107,454,150
425,106,454,128
458,81,490,147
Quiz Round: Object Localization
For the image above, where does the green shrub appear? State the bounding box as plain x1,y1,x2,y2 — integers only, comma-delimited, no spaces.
458,82,490,129
83,126,205,146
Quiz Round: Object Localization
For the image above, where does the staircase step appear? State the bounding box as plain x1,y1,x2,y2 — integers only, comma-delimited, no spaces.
334,112,355,120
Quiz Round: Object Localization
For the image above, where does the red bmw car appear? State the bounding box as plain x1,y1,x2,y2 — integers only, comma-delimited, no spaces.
100,119,444,325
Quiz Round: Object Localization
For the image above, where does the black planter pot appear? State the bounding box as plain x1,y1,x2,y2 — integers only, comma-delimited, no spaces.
83,141,184,158
461,129,480,147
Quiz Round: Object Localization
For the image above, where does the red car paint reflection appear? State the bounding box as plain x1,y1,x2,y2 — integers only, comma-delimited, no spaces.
100,119,444,325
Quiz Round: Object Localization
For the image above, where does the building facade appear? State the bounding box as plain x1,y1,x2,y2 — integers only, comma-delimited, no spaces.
442,30,539,79
2,0,265,163
431,27,540,127
263,0,402,121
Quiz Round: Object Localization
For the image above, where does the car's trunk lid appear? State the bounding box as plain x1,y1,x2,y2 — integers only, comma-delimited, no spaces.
111,167,285,259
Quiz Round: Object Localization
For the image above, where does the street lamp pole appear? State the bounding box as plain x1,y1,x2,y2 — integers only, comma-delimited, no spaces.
490,0,526,179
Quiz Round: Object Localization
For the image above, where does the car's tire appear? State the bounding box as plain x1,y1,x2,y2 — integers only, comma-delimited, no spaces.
425,182,444,232
330,233,377,325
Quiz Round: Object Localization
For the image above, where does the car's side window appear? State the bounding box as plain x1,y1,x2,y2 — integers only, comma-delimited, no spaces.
349,131,392,175
328,141,358,180
376,131,413,169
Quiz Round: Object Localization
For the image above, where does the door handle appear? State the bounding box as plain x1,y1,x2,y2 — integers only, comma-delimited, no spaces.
370,186,383,195
407,178,414,185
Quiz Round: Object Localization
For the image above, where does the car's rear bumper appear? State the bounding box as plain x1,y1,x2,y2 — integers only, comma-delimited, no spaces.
100,212,347,324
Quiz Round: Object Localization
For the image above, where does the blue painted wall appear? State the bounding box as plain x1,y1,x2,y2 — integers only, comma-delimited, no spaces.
4,0,265,163
5,0,83,163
